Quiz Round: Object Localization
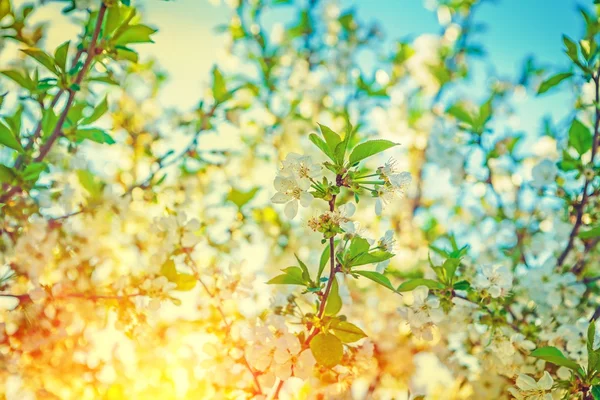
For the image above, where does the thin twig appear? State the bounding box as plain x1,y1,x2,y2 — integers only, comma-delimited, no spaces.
558,67,600,268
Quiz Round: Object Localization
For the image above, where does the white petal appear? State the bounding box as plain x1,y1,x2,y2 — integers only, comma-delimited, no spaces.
538,371,553,390
412,286,429,304
274,176,287,191
375,198,383,216
271,192,291,204
0,296,20,311
344,203,356,217
515,374,538,391
299,192,313,207
284,200,298,219
298,178,311,191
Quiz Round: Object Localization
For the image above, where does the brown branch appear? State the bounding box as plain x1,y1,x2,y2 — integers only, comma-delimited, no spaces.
0,6,107,205
35,4,107,163
558,67,600,268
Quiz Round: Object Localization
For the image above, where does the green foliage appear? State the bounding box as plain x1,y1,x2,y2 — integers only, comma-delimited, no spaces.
347,139,397,166
353,270,395,292
161,259,197,291
227,187,259,210
569,119,593,156
0,120,23,152
579,226,600,239
324,276,342,316
310,332,343,368
330,319,366,343
530,346,582,372
397,278,444,292
267,266,307,286
537,72,573,94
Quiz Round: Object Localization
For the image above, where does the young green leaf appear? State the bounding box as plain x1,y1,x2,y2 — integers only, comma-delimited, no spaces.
530,346,581,371
537,72,573,94
318,243,331,279
310,332,343,368
579,226,600,239
330,320,367,343
294,254,311,283
1,70,35,91
54,41,70,72
397,278,445,292
21,48,60,76
211,66,231,103
81,97,109,125
226,187,259,210
324,276,342,316
569,119,593,155
317,123,341,157
354,270,395,291
22,162,47,182
351,250,394,267
267,267,306,286
0,121,24,153
115,24,157,46
309,133,336,161
0,164,15,185
348,139,398,166
75,128,116,145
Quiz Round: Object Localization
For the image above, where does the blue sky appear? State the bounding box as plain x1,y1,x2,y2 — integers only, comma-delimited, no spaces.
18,0,584,144
134,0,584,136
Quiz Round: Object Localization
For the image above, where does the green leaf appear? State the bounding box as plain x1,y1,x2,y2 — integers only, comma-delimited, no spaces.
352,250,394,267
226,187,259,209
579,226,600,240
75,128,116,144
310,332,343,368
0,121,23,153
41,107,58,139
1,70,34,91
160,259,197,291
447,103,474,126
54,41,70,72
0,164,15,185
115,24,157,46
114,47,139,63
324,276,342,316
569,119,593,155
309,133,335,161
443,259,460,283
354,270,395,291
21,48,60,76
347,236,370,261
317,123,341,159
537,72,573,94
453,280,471,291
397,278,445,292
267,267,306,286
348,139,398,166
81,97,109,125
563,35,581,66
76,169,103,199
588,321,600,374
22,162,47,182
530,346,581,371
330,320,367,343
592,386,600,400
294,254,311,284
212,66,230,103
318,243,330,279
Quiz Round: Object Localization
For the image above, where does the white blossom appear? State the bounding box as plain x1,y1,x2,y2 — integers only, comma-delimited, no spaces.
474,264,513,298
271,176,313,219
508,372,554,400
531,159,557,189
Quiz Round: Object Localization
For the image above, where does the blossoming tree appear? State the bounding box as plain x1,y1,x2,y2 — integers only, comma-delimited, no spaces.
0,0,599,399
